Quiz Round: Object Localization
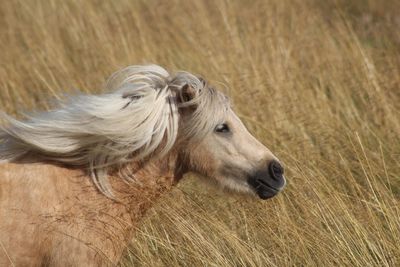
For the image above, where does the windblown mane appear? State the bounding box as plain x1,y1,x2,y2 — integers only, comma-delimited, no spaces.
0,65,228,197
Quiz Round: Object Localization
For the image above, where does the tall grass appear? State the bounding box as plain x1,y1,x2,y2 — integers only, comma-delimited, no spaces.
0,0,399,266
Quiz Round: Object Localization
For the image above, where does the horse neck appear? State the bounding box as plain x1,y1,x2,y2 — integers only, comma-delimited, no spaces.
58,152,184,263
109,152,183,220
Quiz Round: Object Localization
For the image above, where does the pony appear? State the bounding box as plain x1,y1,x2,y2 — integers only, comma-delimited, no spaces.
0,65,286,266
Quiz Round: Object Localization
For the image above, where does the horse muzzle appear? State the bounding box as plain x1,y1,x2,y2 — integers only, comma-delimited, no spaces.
248,160,286,199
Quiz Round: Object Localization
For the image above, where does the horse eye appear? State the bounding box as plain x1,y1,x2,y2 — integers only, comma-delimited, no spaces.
215,123,230,133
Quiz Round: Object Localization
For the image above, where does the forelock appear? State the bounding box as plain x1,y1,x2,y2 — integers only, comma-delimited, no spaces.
169,72,230,140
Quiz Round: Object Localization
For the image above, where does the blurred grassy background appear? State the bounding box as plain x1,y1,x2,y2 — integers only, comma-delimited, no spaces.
0,0,399,266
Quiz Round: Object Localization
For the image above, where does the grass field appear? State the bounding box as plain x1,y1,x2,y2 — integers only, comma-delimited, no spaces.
0,0,399,266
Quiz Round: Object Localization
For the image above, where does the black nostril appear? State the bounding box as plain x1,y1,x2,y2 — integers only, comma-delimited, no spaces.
269,160,284,181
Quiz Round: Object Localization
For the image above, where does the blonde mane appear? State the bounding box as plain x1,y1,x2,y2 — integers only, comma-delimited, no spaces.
0,65,228,197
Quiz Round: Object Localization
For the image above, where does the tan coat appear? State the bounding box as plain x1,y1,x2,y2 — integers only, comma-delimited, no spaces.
0,156,180,266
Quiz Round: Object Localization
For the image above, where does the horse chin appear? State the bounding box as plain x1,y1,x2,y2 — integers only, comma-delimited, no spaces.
216,176,254,196
254,186,279,200
248,180,280,200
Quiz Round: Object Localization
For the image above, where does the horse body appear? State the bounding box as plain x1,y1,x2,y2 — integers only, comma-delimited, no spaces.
0,65,286,266
0,156,179,266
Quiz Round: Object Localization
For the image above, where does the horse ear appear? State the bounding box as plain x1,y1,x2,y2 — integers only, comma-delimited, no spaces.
179,84,196,103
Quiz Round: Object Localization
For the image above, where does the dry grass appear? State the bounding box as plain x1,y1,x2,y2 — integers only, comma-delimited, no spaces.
1,0,399,266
